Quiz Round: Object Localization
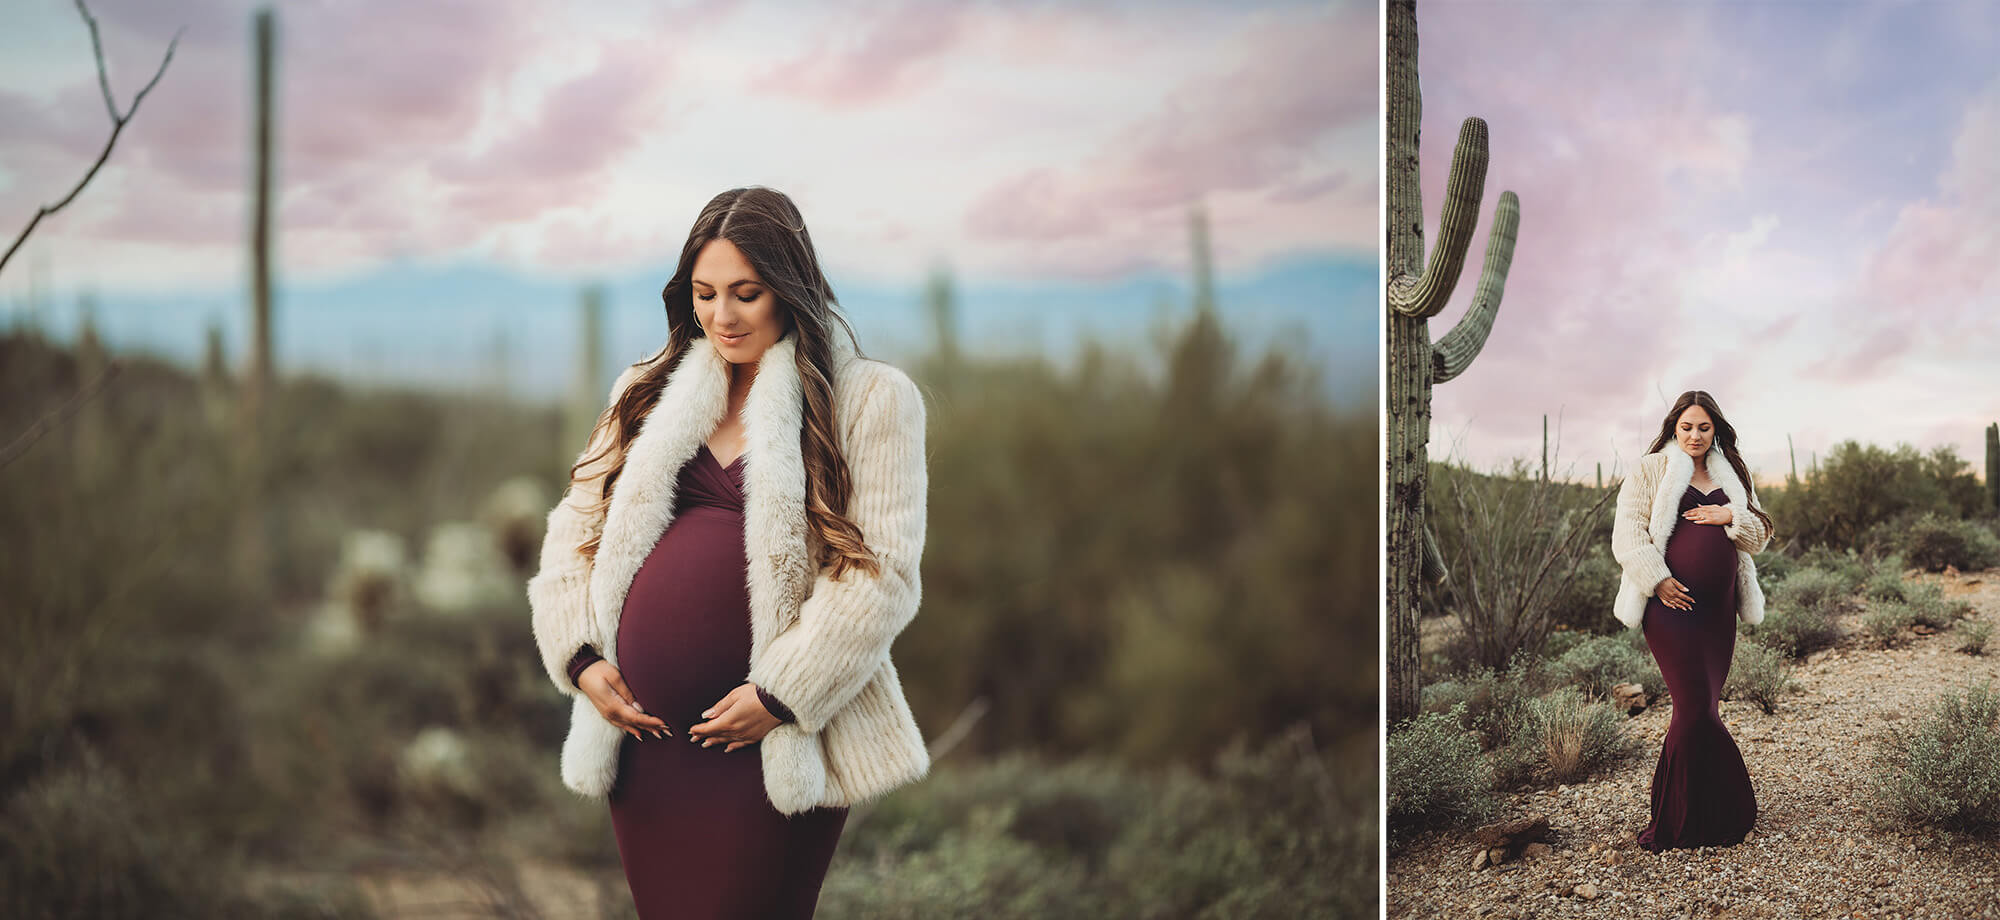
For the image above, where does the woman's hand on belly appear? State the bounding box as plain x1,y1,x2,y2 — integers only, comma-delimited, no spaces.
579,661,675,741
1656,576,1696,611
1683,505,1731,525
688,683,782,753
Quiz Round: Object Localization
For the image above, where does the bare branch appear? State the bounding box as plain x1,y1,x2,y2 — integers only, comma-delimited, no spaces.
0,1,183,276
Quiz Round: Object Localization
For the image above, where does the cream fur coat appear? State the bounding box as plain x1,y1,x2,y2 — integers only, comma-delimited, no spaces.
526,328,930,815
1610,448,1773,631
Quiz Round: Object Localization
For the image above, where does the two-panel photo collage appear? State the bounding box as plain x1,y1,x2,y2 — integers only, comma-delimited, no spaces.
4,0,1998,916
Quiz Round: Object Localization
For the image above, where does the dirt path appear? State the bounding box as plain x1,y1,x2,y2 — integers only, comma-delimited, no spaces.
1391,570,2000,919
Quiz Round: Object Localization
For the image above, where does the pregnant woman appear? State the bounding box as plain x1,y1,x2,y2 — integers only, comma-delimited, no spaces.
527,187,932,917
1610,390,1775,851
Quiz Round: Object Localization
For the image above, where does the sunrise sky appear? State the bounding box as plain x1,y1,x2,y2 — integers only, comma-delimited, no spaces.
1,0,1378,403
1413,0,1999,484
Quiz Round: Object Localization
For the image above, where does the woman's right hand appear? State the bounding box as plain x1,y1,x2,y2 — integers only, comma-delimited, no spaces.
579,661,673,740
1655,576,1695,611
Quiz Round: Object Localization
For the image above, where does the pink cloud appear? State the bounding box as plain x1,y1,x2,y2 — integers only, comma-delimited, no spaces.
1416,3,1763,463
751,2,971,107
963,8,1375,246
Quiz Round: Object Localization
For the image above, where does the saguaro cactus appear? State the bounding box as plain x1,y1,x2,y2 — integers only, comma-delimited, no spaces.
235,6,278,591
1386,0,1522,725
1986,423,1998,513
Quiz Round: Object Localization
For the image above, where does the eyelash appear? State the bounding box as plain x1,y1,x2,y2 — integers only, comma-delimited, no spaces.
696,292,760,303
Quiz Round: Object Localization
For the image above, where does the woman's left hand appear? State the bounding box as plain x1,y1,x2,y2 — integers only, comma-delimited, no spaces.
1683,505,1733,525
688,683,781,753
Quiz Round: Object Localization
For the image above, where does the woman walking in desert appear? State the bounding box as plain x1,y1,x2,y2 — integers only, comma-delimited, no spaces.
526,186,932,917
1610,390,1775,851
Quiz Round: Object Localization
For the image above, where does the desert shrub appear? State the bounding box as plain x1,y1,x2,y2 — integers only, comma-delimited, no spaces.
1388,706,1493,837
1723,641,1796,714
1870,682,2000,834
1547,550,1623,634
1418,655,1553,751
1104,730,1375,919
1770,441,1987,550
1542,627,1590,661
1516,688,1634,786
1903,582,1973,628
1898,514,2000,573
1958,621,1993,656
1864,603,1920,647
1746,567,1849,658
1780,562,1861,605
1549,634,1665,700
831,728,1375,919
1865,570,1909,603
1795,546,1867,590
1755,550,1795,587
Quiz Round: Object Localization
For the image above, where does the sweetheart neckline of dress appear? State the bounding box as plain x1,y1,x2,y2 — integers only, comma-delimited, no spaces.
698,442,747,472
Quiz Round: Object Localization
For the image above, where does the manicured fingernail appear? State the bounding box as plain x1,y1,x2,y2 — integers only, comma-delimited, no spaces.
702,709,715,718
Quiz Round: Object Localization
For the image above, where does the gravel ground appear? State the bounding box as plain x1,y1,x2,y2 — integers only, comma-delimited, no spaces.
1390,570,2000,920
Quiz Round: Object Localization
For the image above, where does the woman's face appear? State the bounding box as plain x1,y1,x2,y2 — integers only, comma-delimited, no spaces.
691,237,786,366
1675,404,1715,459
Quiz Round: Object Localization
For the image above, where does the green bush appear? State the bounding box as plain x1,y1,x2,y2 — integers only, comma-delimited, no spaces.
834,730,1376,920
1897,514,2000,573
1547,550,1622,634
1865,570,1909,603
1870,682,2000,834
1746,567,1849,658
1958,621,1993,656
1418,655,1551,751
1767,441,1987,550
1864,603,1919,647
1549,634,1665,700
1388,706,1494,837
1723,641,1796,714
1903,582,1973,628
1516,688,1634,786
1756,549,1796,587
1794,547,1868,592
1774,565,1856,610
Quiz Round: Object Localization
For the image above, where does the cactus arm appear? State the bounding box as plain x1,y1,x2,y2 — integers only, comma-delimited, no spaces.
1431,190,1519,383
1389,117,1490,319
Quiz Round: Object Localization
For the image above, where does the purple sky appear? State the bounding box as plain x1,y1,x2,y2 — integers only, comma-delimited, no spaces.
1413,0,1999,486
1,0,1375,292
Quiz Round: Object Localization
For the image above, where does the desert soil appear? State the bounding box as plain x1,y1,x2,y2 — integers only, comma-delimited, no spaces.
1390,569,2000,920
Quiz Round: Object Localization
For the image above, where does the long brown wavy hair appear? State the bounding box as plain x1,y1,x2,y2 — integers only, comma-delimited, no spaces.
567,187,881,581
1646,390,1776,540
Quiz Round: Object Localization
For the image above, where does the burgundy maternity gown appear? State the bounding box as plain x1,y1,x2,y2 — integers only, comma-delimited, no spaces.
565,443,848,918
1637,483,1757,851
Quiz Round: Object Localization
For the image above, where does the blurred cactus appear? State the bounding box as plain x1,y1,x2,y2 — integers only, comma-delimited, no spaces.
398,725,479,800
74,296,106,475
1986,423,1998,513
564,284,606,470
235,6,277,592
482,475,552,575
1385,0,1522,724
199,317,231,431
926,263,960,367
413,522,515,613
306,529,408,655
1163,205,1230,418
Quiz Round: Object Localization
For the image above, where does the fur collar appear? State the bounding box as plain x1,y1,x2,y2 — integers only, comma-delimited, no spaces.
1643,447,1752,556
585,328,860,672
1612,447,1766,630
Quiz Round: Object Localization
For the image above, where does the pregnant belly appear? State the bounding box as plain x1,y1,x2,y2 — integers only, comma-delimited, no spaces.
1664,524,1738,605
616,505,753,728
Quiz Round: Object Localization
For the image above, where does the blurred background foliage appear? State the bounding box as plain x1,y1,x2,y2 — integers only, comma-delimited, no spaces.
0,265,1376,916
